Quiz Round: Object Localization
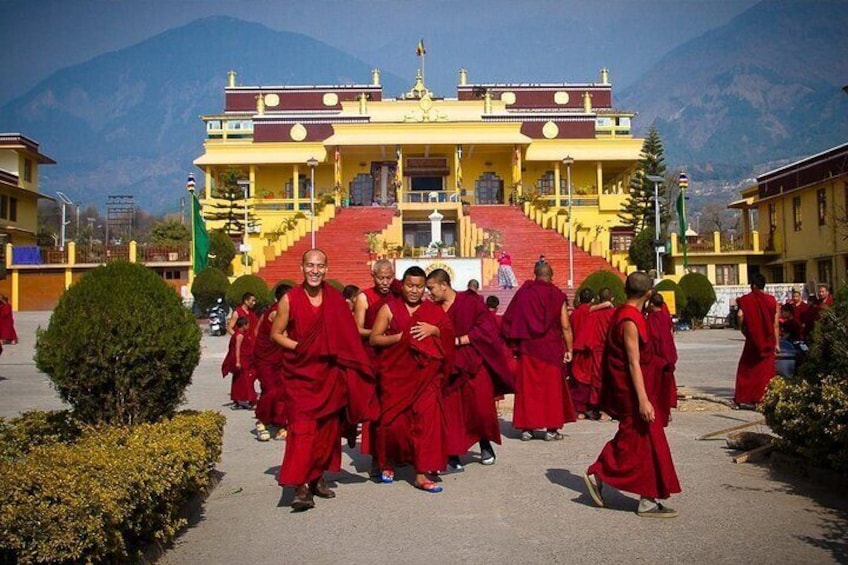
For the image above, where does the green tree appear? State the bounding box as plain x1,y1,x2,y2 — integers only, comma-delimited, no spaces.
208,230,237,274
191,266,231,313
149,219,190,245
576,270,626,305
34,261,201,425
628,229,655,271
619,126,669,233
204,169,258,237
678,272,716,324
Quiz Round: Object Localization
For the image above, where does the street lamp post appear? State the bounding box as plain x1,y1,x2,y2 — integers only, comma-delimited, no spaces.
55,191,74,251
646,174,665,277
562,156,574,289
307,157,319,248
236,179,250,270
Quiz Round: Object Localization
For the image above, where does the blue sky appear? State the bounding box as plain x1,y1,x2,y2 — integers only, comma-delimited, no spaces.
1,0,759,104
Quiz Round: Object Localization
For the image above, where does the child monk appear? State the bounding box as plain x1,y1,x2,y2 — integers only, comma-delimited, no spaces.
221,316,257,409
584,271,681,518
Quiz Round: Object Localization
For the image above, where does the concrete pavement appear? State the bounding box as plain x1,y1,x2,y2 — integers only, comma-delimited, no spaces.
1,314,846,564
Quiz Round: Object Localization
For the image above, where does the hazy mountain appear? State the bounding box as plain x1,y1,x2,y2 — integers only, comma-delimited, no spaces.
619,0,848,182
0,16,406,213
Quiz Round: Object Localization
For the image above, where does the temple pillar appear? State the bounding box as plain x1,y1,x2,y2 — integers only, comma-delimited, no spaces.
293,164,300,211
554,161,562,208
596,161,603,194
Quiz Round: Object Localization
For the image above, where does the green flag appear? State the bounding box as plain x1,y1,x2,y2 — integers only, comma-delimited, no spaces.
191,192,210,274
677,173,689,269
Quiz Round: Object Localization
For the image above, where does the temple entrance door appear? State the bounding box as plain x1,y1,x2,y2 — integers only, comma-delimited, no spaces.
475,172,504,204
349,173,374,206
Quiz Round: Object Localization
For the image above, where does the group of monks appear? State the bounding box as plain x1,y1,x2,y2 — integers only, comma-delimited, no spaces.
221,249,682,517
734,276,833,407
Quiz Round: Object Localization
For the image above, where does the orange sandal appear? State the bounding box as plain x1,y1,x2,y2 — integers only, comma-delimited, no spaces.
414,479,443,493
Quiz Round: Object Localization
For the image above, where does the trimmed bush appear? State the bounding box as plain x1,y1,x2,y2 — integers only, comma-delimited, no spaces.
678,272,716,324
0,410,225,564
576,270,626,305
225,274,272,310
762,290,848,474
654,278,687,315
208,230,236,274
326,278,345,291
191,266,230,313
35,261,201,426
628,229,655,272
0,410,82,462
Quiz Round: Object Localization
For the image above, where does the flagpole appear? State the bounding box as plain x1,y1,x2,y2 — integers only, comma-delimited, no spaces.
678,172,689,270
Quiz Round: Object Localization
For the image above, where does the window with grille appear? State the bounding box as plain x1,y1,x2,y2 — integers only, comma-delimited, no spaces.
817,188,826,226
792,196,802,231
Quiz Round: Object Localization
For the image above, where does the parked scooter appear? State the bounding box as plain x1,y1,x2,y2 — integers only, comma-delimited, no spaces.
208,298,228,336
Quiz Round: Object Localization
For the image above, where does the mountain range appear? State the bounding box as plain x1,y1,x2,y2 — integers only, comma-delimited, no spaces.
2,2,848,214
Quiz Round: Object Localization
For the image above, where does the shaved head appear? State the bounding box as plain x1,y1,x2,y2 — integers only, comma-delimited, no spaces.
534,262,553,281
625,271,653,298
302,248,328,266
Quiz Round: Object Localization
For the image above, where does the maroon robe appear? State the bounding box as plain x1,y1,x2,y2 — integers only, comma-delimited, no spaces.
0,302,17,343
568,303,594,413
791,301,810,341
589,305,681,500
375,298,455,473
734,289,778,404
443,291,514,455
359,285,395,455
501,279,576,430
647,304,678,427
221,327,257,405
253,301,287,427
588,307,615,407
277,284,376,487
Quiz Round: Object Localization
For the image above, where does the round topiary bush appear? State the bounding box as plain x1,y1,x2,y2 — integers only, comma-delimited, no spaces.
225,274,272,310
34,261,201,425
191,266,230,313
325,279,345,291
208,230,236,274
628,229,655,272
654,278,687,316
678,271,716,324
576,270,626,305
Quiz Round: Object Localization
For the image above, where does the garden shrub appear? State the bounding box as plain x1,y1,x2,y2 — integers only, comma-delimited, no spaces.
762,291,848,474
0,410,82,462
191,266,230,313
208,230,236,274
678,272,716,324
0,411,225,564
34,261,201,426
576,270,626,305
628,229,655,272
654,278,687,315
225,274,272,311
325,278,345,291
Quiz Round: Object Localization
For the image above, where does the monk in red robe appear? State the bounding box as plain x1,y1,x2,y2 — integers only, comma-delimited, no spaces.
501,262,575,441
253,283,292,442
584,271,681,518
370,266,455,493
272,249,376,511
647,293,678,427
587,288,616,420
0,295,17,344
228,292,258,334
734,273,779,406
789,290,809,341
221,316,257,409
427,269,514,470
353,259,400,474
568,288,595,417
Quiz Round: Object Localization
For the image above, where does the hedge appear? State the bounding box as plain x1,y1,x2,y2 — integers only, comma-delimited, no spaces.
225,274,272,311
0,410,225,564
191,266,230,313
678,271,716,323
654,278,687,315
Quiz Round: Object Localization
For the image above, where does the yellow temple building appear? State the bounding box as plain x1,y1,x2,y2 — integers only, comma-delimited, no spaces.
193,68,645,280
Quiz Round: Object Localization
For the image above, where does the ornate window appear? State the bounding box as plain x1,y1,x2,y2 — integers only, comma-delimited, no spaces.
349,173,374,206
792,196,802,231
535,171,565,196
715,264,739,285
817,188,826,226
475,172,503,205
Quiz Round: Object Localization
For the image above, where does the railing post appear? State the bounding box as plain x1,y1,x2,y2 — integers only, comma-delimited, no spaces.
129,241,138,263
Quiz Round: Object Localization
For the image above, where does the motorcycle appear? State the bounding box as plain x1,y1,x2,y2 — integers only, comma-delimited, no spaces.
207,298,228,336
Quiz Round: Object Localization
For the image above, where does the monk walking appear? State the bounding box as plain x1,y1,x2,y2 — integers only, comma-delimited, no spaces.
426,269,514,470
271,249,376,511
370,266,455,493
584,271,681,517
734,273,779,407
501,262,575,441
647,293,678,427
253,284,292,441
353,259,399,475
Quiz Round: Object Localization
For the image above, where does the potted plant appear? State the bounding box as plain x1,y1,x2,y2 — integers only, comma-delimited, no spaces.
365,232,379,260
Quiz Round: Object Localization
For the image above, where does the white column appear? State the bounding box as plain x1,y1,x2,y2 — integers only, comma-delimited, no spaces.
429,209,444,245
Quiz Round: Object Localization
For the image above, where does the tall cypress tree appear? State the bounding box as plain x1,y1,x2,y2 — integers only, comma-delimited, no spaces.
204,169,258,236
619,126,668,233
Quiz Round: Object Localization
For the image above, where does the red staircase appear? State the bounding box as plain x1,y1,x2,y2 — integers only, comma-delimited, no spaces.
469,205,623,303
256,207,395,289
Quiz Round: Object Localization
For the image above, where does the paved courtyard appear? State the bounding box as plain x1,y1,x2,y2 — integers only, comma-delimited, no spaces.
1,313,846,564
